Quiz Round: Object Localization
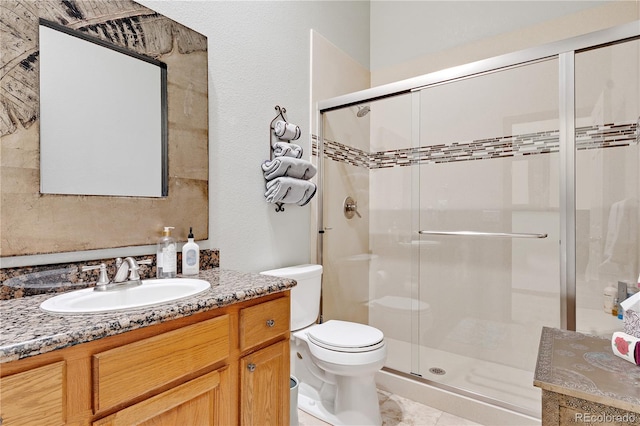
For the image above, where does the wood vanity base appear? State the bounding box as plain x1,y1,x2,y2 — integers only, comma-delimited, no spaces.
0,291,290,426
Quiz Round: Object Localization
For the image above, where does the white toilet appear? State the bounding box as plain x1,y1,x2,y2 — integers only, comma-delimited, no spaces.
261,264,387,426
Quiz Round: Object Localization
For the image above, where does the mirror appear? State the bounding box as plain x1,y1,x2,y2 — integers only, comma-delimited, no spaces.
39,21,168,197
0,1,209,257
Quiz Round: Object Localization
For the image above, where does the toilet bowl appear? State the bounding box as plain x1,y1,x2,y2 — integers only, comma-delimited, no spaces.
300,320,386,370
261,264,387,426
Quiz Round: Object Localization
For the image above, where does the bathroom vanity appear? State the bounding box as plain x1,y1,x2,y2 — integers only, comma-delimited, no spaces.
0,268,294,426
534,327,640,425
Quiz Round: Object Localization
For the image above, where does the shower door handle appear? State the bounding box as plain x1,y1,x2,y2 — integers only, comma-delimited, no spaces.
418,230,548,239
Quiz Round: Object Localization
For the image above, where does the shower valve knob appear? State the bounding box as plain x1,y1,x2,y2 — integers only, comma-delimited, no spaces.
344,196,361,219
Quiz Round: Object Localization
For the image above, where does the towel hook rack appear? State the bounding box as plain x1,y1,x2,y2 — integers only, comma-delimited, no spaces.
268,105,289,212
270,105,288,131
265,105,311,212
269,105,291,161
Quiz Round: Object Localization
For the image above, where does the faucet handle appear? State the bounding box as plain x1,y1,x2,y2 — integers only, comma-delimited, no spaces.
81,263,111,284
97,263,110,284
128,265,141,281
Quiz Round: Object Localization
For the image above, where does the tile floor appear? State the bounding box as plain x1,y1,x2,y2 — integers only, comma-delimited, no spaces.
297,389,483,426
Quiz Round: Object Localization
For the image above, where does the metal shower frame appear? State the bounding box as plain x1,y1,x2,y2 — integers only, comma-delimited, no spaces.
315,20,640,332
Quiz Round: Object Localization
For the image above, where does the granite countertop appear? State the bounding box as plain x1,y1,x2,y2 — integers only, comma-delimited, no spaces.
534,326,640,413
0,268,295,364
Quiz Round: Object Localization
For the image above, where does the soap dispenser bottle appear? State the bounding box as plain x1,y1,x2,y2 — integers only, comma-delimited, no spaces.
181,227,200,276
157,226,177,278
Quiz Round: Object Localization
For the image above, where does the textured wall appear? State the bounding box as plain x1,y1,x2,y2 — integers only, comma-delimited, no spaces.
0,0,208,257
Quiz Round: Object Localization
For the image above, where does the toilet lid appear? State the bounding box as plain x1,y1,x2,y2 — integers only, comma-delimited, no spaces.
307,320,384,353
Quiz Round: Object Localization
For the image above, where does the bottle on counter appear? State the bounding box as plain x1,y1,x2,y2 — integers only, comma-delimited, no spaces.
604,282,617,314
181,227,200,276
157,226,177,278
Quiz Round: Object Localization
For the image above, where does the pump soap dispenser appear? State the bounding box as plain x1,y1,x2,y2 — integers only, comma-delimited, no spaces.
157,226,177,278
182,227,200,276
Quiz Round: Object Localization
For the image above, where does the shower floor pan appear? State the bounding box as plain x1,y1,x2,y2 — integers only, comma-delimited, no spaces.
383,337,541,418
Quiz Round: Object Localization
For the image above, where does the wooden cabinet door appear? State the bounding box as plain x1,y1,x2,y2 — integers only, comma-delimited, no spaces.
0,361,66,426
240,340,289,426
94,367,230,426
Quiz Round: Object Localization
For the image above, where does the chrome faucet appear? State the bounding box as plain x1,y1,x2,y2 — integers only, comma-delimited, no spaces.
113,257,142,283
87,257,148,292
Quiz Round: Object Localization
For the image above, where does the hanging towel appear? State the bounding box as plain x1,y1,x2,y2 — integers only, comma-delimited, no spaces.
265,177,317,206
274,120,301,141
262,157,317,181
602,198,638,265
272,141,303,159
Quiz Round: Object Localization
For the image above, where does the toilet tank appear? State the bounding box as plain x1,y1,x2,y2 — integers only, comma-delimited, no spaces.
260,264,322,331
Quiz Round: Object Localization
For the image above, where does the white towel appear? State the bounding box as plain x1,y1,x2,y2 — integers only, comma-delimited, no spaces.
602,198,638,265
272,142,303,159
265,177,316,206
274,120,301,141
262,157,317,180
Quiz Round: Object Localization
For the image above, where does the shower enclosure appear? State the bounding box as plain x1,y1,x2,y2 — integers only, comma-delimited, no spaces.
317,23,639,418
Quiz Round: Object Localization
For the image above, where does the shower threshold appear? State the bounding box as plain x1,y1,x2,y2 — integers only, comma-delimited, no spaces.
380,337,541,419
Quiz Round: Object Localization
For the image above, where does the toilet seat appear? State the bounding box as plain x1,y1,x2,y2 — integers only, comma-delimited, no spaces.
307,320,384,353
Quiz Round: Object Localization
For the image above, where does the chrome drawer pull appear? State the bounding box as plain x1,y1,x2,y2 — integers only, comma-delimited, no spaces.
247,363,256,372
266,319,275,327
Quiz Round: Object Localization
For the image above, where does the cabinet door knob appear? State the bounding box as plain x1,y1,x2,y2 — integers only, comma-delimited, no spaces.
266,319,275,327
247,363,256,372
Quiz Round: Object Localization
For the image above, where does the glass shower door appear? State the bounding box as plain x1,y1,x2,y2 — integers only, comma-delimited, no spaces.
415,58,561,416
575,39,640,336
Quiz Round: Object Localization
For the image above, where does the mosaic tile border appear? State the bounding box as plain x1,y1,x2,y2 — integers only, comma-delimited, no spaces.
312,121,638,169
322,139,370,168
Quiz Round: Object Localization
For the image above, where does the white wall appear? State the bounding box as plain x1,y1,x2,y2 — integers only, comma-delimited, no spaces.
136,1,370,273
371,0,638,85
370,0,610,71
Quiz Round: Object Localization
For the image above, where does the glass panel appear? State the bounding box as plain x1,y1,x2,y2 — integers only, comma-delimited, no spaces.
321,94,415,371
416,58,560,416
321,103,373,327
575,39,640,335
367,93,415,372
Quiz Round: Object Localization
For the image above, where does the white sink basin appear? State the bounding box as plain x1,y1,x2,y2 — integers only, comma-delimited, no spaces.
40,278,211,314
